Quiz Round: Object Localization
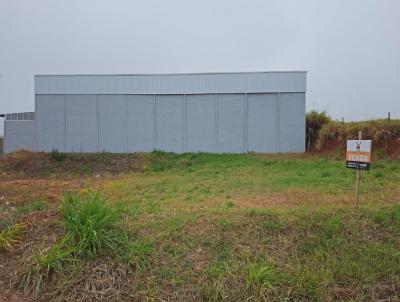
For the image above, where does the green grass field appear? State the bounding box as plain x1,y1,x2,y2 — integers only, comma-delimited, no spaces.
1,152,400,301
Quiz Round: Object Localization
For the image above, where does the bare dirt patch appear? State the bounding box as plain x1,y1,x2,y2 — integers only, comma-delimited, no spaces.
0,178,87,204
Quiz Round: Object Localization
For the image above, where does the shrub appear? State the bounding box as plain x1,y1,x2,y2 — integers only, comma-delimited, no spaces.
61,192,118,258
0,223,26,251
306,110,332,150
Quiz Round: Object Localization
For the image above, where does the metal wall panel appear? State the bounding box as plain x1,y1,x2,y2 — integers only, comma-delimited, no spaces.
186,94,216,152
36,95,65,151
218,94,245,153
65,95,98,152
247,93,278,152
4,121,35,153
30,72,306,154
98,95,125,152
35,72,307,95
126,95,155,152
156,95,184,153
279,93,305,152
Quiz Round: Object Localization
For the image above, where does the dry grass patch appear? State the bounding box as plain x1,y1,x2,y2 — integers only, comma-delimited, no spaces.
58,257,134,301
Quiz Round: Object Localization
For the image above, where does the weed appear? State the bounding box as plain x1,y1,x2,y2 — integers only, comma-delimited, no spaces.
263,220,284,231
245,208,257,217
245,208,275,217
51,149,66,162
165,216,184,234
17,200,48,216
263,159,276,166
374,205,400,229
147,200,161,214
321,171,331,178
79,164,92,174
225,200,235,208
121,238,154,271
149,151,177,172
0,223,26,251
373,162,386,169
203,260,232,300
320,216,343,238
219,218,232,231
373,171,384,178
19,234,75,296
61,192,118,258
245,261,275,289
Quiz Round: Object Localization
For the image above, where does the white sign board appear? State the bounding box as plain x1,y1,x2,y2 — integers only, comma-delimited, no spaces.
346,140,372,170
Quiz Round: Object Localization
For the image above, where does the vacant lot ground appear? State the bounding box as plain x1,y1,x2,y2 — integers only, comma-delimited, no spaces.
0,152,400,301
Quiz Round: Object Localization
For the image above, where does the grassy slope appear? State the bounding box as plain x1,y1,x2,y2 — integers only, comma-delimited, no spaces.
1,152,400,301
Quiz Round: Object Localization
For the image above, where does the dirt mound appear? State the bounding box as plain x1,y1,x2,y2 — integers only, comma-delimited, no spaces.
313,138,400,160
314,119,400,159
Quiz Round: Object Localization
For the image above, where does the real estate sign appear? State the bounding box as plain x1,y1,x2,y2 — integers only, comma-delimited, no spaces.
346,140,372,170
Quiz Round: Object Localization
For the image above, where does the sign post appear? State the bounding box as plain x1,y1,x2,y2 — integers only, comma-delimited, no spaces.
354,132,362,210
346,131,371,210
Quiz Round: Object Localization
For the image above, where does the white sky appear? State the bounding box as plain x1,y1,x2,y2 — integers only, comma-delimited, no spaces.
1,0,400,134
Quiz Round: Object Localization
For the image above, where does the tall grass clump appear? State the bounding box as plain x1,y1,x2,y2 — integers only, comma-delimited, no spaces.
0,223,26,251
19,234,75,296
61,192,118,258
306,110,332,150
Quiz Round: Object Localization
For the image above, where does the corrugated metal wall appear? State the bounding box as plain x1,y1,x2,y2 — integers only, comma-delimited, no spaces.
4,72,306,154
4,120,35,153
3,112,35,153
35,92,305,153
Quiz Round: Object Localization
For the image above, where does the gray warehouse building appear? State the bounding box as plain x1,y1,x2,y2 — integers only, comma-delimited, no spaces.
3,71,306,154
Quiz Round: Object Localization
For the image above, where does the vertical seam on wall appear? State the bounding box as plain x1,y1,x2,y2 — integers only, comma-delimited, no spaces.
215,94,219,153
183,94,187,153
64,96,67,152
34,95,37,151
4,119,7,153
276,92,280,153
153,93,157,150
244,93,248,153
124,95,127,153
303,90,307,152
96,95,100,152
